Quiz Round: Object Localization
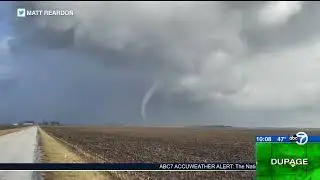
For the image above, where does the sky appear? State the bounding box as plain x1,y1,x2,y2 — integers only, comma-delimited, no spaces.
0,1,319,127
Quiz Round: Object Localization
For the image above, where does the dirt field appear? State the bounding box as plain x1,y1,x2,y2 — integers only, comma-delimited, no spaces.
0,125,24,136
0,125,19,130
41,126,320,180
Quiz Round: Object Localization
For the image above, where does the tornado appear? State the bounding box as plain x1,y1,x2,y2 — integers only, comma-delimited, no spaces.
141,81,160,122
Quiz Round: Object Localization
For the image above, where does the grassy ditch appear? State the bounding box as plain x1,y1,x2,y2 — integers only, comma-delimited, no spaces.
39,128,113,180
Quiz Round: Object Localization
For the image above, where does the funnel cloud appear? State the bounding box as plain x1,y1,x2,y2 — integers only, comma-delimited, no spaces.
141,81,160,122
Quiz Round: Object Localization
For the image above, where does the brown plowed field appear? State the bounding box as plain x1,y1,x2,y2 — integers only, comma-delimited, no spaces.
42,126,320,180
0,125,24,136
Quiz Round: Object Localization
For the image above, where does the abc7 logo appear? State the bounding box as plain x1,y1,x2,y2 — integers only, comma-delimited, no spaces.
289,132,308,145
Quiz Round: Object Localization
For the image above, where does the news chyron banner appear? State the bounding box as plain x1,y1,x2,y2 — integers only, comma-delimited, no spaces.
256,132,320,179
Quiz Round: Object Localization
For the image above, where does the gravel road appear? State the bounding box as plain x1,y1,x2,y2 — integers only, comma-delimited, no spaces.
0,126,39,180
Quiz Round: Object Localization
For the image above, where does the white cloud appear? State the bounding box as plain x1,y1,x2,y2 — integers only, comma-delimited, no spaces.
0,36,16,79
257,1,303,27
188,40,320,110
0,36,12,55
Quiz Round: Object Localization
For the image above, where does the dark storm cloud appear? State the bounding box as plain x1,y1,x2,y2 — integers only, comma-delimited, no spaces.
1,46,153,124
1,1,320,127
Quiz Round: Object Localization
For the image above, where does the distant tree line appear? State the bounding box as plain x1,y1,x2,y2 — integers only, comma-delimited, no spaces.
39,120,60,126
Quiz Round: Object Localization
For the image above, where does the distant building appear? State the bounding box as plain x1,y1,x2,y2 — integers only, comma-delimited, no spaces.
21,121,35,126
12,123,18,126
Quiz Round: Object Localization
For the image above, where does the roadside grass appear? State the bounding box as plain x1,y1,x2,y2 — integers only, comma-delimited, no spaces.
39,128,113,180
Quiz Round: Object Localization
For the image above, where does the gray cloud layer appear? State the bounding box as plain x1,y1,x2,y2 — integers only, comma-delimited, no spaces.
0,1,319,127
